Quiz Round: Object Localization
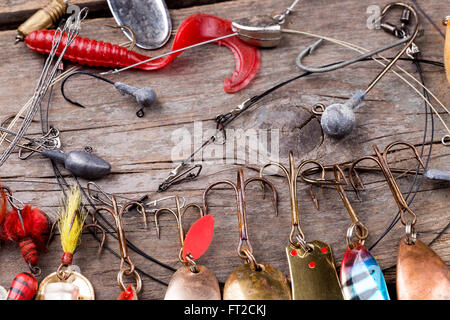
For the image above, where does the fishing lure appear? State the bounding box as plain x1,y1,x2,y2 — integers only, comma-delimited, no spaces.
332,165,389,300
260,153,344,300
0,187,50,275
349,142,450,300
204,168,290,300
25,13,261,93
60,71,157,118
90,195,144,300
36,186,105,300
15,0,67,43
107,0,171,50
6,273,39,300
0,125,111,180
155,196,219,300
298,3,419,138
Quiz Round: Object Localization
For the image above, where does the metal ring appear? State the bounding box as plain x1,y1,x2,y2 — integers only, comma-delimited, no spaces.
56,264,73,281
241,248,263,271
346,222,368,248
117,269,142,295
443,16,449,26
185,253,199,273
442,135,450,146
312,103,325,115
295,234,313,253
405,222,417,245
28,263,41,277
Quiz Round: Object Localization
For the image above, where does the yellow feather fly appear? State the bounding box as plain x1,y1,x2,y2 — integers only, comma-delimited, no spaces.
57,186,87,254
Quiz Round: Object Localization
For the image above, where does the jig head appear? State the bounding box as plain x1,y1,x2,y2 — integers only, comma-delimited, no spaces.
300,3,419,138
25,13,261,93
61,71,157,118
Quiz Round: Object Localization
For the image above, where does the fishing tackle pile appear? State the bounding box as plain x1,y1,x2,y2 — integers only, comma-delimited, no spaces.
1,0,448,302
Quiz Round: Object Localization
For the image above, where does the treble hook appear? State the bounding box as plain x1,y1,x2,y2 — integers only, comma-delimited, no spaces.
260,153,334,252
298,2,420,138
333,165,369,248
93,196,143,295
61,70,157,118
203,168,277,264
154,195,204,264
86,181,147,227
348,142,425,244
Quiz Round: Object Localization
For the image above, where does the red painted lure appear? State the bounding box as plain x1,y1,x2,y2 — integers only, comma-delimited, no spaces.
25,13,261,93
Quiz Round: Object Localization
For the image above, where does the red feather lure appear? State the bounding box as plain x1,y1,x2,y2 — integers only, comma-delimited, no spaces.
0,205,50,266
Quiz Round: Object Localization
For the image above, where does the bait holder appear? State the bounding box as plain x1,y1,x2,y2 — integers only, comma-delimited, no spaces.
298,2,420,138
202,168,278,269
60,71,157,118
347,141,426,245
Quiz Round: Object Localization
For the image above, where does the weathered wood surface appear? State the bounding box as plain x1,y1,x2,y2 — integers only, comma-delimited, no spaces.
0,0,449,300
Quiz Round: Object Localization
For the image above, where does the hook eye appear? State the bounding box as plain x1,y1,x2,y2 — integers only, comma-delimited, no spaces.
442,135,450,146
312,103,325,115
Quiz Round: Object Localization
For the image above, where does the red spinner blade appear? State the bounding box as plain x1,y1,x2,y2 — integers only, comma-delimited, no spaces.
182,215,214,261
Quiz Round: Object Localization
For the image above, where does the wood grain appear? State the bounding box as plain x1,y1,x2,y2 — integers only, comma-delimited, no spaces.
0,0,448,300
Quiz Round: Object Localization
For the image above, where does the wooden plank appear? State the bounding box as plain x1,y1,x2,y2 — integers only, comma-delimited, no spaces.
0,0,448,300
0,0,231,27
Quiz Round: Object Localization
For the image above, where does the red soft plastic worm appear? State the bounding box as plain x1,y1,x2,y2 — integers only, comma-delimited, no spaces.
25,13,260,93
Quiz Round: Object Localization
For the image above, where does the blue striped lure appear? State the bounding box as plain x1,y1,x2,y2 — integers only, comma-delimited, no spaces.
340,243,390,300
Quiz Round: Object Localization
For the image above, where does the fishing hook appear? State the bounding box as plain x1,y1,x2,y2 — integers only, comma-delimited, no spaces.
60,71,157,118
298,2,420,138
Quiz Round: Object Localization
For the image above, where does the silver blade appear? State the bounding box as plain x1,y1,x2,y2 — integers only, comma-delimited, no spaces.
107,0,172,50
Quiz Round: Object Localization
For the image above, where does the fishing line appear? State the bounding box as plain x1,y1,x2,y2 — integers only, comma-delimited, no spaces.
411,0,446,39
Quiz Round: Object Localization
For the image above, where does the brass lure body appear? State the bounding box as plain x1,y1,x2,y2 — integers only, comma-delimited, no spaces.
261,153,344,300
286,240,343,300
16,0,67,43
224,263,291,300
205,168,291,300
